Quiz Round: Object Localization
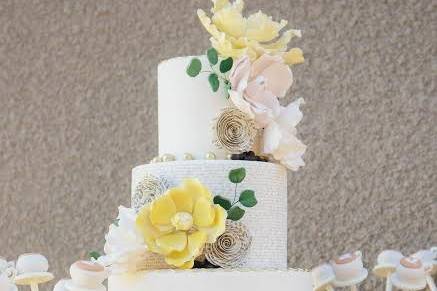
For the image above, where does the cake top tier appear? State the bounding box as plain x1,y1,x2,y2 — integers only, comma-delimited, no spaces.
155,0,307,172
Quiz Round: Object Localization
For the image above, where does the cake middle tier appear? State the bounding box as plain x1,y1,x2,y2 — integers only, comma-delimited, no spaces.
132,160,288,269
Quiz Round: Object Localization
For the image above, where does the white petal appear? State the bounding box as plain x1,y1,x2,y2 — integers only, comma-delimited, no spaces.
262,122,282,154
229,90,255,118
277,98,304,128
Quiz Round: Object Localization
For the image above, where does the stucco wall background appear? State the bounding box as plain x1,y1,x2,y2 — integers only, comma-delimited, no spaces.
0,0,435,290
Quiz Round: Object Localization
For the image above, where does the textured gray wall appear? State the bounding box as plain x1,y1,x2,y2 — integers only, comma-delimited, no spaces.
0,0,435,290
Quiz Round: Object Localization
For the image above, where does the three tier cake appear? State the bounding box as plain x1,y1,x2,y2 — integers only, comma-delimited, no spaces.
98,1,312,290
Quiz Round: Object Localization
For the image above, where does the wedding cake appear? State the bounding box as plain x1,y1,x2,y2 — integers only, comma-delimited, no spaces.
98,1,312,290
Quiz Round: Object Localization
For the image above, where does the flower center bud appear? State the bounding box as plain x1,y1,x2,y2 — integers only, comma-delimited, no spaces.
171,212,193,231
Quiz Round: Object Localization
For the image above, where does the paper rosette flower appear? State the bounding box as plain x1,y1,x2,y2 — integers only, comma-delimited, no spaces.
204,220,252,268
132,173,169,212
197,0,304,64
136,179,227,269
213,107,257,153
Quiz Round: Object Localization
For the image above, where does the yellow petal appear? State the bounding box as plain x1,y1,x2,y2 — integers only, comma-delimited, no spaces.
193,197,216,227
198,9,224,41
211,0,229,13
155,231,187,255
136,207,162,240
212,4,246,38
187,231,207,256
284,48,304,65
179,260,195,269
199,205,228,243
164,232,207,269
246,11,287,42
212,36,248,59
182,178,213,202
165,247,191,267
169,187,193,213
150,194,177,226
261,30,292,51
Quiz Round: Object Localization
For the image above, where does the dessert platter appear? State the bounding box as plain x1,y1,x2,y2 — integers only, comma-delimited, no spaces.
0,1,435,291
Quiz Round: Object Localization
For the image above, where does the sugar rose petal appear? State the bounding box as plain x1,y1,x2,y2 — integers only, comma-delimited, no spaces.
150,195,176,225
246,11,287,42
212,4,246,38
169,188,194,213
188,231,207,255
284,48,305,65
155,231,187,255
259,62,293,98
193,197,216,227
199,205,228,243
229,56,251,91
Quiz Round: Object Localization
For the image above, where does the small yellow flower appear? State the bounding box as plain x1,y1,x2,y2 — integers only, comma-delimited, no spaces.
284,48,305,65
198,0,304,64
136,179,227,269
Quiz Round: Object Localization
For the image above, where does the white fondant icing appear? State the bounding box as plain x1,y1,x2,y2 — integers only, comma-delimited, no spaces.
132,160,288,269
108,269,312,291
158,56,230,159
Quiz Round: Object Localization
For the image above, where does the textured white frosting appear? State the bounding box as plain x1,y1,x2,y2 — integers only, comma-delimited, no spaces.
132,160,288,269
108,269,312,291
158,56,230,159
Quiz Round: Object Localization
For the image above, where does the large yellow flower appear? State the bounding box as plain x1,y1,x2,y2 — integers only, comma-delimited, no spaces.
198,0,304,65
136,178,227,269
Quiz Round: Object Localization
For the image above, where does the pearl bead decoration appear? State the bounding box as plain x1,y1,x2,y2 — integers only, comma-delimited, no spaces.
205,152,216,160
161,154,176,162
150,156,162,163
183,153,194,160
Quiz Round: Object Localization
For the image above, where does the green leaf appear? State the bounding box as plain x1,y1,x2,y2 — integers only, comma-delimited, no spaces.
207,48,218,65
213,195,232,210
89,251,101,260
113,218,120,226
208,73,220,92
186,58,202,77
220,57,233,73
228,167,246,183
228,206,245,221
239,190,257,207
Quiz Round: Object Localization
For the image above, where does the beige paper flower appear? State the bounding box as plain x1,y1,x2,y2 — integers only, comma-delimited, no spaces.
204,220,252,268
213,107,257,153
132,173,169,212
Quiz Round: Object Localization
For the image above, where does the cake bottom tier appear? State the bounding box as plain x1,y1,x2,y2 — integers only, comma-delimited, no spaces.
108,269,312,291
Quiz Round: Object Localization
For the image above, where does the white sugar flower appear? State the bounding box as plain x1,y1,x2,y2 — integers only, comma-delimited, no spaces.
99,206,147,273
262,98,306,171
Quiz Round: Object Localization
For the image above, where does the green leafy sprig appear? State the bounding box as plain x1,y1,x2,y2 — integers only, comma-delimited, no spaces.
186,48,233,96
213,167,257,221
89,251,102,260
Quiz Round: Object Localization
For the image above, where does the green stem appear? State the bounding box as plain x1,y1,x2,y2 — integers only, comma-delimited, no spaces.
232,183,238,205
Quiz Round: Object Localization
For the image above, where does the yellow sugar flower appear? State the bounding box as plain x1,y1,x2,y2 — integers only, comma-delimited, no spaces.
198,0,304,64
136,178,227,269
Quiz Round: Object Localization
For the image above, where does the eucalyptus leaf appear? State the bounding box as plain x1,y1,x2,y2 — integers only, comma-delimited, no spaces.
213,195,232,210
113,218,120,226
89,251,101,260
207,48,218,65
228,167,246,183
227,206,245,221
220,57,233,73
208,73,220,92
186,58,202,77
239,190,257,207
